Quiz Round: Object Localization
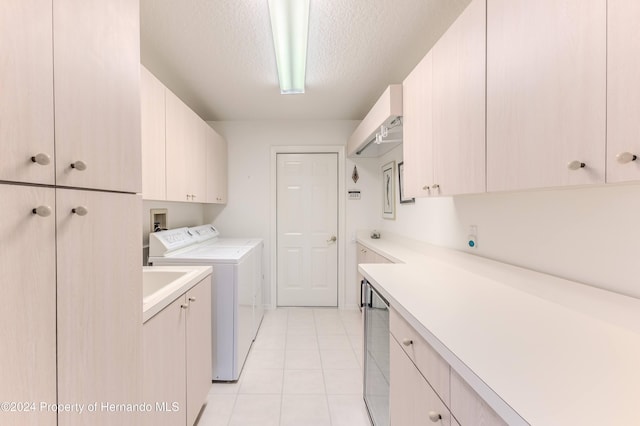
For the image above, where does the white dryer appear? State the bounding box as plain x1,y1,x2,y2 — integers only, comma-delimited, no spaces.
148,226,263,381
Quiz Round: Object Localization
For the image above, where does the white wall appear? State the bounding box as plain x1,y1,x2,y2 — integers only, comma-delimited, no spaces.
203,120,378,308
377,145,640,299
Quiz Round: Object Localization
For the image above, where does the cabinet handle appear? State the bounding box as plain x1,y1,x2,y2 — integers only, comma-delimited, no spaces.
327,235,337,243
192,194,196,200
186,194,191,201
422,185,429,191
617,152,637,164
71,206,88,216
431,184,440,190
567,160,586,170
402,338,413,346
32,205,52,217
31,153,51,166
180,303,189,309
428,411,442,422
188,297,196,302
70,160,87,171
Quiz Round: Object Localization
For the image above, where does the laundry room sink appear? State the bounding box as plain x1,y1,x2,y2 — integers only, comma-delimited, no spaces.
142,265,212,322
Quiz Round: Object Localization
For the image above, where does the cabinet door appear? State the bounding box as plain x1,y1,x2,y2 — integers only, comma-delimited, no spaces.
0,0,54,185
432,0,486,196
0,184,56,426
186,279,212,426
450,370,507,426
166,90,206,202
402,51,434,198
53,0,141,193
607,0,640,183
56,189,142,426
390,338,452,426
141,65,167,200
143,296,186,426
205,124,228,204
487,0,606,191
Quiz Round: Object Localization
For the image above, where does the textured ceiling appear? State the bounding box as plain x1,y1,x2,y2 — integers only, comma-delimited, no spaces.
140,0,472,121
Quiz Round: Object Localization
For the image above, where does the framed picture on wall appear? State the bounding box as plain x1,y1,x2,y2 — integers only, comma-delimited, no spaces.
398,162,415,204
382,160,395,219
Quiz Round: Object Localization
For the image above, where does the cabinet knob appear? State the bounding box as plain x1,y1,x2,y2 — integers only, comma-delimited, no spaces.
567,160,586,170
31,153,51,166
32,205,52,217
402,338,413,346
180,304,189,309
327,235,337,243
428,411,442,422
71,206,88,216
70,160,87,171
188,297,196,302
422,185,429,191
431,184,440,190
616,152,637,164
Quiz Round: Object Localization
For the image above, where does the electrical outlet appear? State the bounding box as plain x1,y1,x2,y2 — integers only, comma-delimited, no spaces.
467,225,477,249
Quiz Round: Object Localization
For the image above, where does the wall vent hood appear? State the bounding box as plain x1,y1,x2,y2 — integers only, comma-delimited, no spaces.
347,84,403,158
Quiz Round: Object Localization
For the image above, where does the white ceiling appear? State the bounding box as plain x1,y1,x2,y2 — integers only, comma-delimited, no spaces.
140,0,471,121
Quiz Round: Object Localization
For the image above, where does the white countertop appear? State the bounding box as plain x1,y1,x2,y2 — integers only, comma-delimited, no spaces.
142,265,212,323
357,232,640,425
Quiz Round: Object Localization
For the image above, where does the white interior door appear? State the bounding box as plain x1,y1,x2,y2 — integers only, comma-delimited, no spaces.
277,153,338,306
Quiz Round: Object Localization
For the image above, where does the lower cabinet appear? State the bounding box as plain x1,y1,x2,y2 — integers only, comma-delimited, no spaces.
390,338,452,425
389,307,506,426
143,277,212,426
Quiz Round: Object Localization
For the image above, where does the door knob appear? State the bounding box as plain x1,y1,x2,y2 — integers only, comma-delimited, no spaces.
327,235,337,243
402,338,413,346
31,153,51,166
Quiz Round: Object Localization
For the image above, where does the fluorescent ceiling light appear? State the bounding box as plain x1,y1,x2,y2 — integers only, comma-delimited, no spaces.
268,0,310,94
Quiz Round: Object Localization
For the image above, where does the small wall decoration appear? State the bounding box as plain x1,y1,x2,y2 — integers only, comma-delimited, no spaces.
398,162,415,204
351,165,359,183
382,160,395,219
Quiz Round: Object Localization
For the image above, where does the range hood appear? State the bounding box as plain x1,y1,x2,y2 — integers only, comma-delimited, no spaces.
347,84,403,157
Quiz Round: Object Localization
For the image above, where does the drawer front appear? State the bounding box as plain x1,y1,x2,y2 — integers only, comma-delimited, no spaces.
390,308,450,405
450,369,507,426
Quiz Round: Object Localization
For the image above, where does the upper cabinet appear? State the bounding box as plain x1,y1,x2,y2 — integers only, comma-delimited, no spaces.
607,0,640,183
0,0,55,186
141,68,228,204
53,0,141,193
347,85,403,158
486,0,606,191
431,0,485,196
141,66,166,200
402,52,433,199
166,89,206,203
402,0,485,198
205,123,228,204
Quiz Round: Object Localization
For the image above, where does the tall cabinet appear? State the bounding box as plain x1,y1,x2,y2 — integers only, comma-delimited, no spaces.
0,1,142,425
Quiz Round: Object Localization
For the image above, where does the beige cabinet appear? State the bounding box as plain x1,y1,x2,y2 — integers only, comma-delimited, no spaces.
402,0,485,198
390,337,452,426
143,296,186,426
431,0,486,196
141,65,167,200
450,370,506,426
143,278,212,426
0,184,56,426
53,0,141,193
166,90,206,203
56,189,142,426
606,0,640,183
402,51,434,198
185,280,213,425
486,0,606,191
205,123,228,204
0,0,55,186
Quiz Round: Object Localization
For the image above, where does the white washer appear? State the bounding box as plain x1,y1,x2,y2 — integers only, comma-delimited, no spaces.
148,226,263,381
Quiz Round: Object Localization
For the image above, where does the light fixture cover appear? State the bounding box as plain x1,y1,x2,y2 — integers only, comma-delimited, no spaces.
268,0,310,94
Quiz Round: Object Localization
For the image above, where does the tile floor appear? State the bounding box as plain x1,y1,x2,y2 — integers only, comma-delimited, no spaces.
196,307,372,426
